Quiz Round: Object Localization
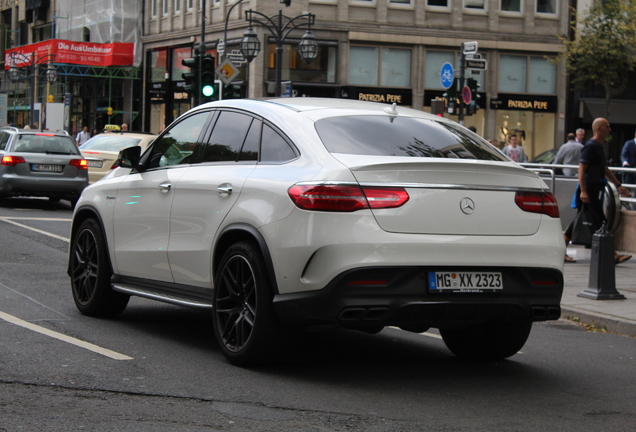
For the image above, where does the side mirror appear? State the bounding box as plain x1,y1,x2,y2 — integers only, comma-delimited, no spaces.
113,146,142,169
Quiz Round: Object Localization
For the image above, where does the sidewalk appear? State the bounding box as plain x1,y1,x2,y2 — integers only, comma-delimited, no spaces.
561,244,636,336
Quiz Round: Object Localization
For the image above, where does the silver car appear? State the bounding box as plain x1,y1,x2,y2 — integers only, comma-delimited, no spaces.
0,127,88,206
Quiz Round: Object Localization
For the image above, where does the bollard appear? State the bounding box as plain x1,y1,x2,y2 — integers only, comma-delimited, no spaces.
578,223,626,300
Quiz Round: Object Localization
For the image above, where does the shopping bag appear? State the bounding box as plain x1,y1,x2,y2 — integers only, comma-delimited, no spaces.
570,205,601,247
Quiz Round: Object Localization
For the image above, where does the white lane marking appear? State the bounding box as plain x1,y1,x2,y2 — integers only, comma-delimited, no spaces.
0,282,72,320
0,217,70,242
0,311,134,361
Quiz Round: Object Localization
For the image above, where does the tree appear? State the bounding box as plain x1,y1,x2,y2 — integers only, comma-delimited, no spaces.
556,0,636,118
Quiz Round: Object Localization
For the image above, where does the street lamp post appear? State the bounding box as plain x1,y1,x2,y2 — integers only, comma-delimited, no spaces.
240,8,318,97
7,52,57,128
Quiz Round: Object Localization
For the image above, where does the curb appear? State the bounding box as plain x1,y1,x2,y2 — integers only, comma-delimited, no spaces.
560,306,636,337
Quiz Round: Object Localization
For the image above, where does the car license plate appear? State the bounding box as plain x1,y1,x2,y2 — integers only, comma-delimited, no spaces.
428,272,503,293
32,164,63,172
88,160,103,168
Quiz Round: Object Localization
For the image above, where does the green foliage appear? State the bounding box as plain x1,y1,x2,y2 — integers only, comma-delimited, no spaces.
556,0,636,117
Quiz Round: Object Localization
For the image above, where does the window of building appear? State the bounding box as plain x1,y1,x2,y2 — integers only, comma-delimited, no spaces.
389,0,412,5
151,0,157,17
499,55,556,94
427,0,449,7
172,47,193,83
175,0,181,13
464,0,486,10
349,46,411,87
187,0,193,10
536,0,557,14
500,0,521,12
528,57,556,94
266,43,337,85
425,51,454,89
350,0,376,6
162,0,169,15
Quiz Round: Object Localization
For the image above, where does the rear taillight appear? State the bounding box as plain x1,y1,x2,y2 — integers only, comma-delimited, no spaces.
1,155,26,166
515,191,559,218
69,159,89,170
288,184,409,212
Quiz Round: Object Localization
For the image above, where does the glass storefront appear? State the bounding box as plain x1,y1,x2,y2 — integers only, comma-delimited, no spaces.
495,110,555,157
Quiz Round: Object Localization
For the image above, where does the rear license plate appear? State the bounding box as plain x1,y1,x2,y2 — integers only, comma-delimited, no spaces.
32,164,63,172
429,272,503,293
88,160,103,168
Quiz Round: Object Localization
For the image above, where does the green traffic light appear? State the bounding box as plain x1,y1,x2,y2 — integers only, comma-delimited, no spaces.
202,85,215,97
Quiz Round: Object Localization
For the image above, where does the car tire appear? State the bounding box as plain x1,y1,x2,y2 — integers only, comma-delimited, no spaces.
213,241,281,366
69,218,129,317
440,320,532,360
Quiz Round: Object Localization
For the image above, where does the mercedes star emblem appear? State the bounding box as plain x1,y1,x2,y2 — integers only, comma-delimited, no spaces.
460,197,475,215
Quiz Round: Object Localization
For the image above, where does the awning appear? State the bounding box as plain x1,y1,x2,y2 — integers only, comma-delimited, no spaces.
5,39,134,69
583,99,636,125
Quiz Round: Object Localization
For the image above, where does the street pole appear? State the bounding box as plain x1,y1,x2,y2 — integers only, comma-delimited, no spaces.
458,45,465,126
197,0,206,106
29,54,36,127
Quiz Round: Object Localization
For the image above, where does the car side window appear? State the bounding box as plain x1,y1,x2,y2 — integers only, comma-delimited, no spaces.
202,111,254,162
147,112,209,169
260,124,297,163
0,132,9,151
238,118,261,161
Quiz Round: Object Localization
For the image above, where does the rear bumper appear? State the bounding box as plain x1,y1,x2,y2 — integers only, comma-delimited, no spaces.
273,266,563,329
0,175,87,198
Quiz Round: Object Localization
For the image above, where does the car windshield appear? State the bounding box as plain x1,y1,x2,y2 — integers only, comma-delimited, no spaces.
80,136,142,152
315,115,506,161
13,134,79,154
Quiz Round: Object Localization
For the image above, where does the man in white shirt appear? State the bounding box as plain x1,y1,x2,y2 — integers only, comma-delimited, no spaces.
76,126,90,146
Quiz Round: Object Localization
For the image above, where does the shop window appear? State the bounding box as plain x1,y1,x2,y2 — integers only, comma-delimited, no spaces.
501,0,521,12
529,57,556,94
536,0,557,14
172,47,192,82
150,49,168,82
349,46,411,87
499,54,556,94
496,111,555,159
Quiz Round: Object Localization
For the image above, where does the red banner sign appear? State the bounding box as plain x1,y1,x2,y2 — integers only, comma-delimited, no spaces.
4,39,135,69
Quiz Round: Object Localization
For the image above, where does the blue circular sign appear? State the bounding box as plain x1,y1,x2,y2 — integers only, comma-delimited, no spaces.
440,63,454,89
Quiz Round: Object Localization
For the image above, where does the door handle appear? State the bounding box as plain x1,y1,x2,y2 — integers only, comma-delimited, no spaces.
216,184,233,196
159,181,172,193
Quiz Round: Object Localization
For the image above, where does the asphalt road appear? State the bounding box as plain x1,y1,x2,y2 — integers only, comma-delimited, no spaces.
0,197,634,431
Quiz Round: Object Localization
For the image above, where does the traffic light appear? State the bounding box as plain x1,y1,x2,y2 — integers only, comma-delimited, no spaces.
443,78,459,114
222,82,246,100
182,55,199,95
431,99,445,116
200,55,220,102
467,78,481,115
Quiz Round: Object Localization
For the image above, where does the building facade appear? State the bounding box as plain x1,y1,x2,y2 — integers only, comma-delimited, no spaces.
0,0,143,134
142,0,570,159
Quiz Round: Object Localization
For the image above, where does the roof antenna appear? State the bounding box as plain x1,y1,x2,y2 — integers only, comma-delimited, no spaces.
384,102,398,122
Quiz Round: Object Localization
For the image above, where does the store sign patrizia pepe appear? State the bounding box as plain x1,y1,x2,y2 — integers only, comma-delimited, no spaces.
4,39,135,69
346,87,413,106
490,95,557,112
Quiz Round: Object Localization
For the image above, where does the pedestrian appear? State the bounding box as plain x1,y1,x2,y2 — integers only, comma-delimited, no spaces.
502,134,528,163
553,132,583,176
620,131,636,185
76,126,90,146
467,125,477,133
121,123,129,131
563,117,631,264
575,128,585,144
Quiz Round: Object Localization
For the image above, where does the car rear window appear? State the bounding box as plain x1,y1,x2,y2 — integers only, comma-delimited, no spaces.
14,134,79,154
315,115,506,161
80,136,142,152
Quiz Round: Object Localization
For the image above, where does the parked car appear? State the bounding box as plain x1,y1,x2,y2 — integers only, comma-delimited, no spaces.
68,98,565,366
79,132,157,183
0,127,88,206
530,149,557,164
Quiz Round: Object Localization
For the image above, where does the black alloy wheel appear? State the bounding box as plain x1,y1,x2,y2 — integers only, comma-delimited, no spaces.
213,241,280,366
70,218,129,317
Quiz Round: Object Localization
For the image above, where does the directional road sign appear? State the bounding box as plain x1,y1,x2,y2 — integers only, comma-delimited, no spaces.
465,58,487,70
462,41,478,54
440,62,454,89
